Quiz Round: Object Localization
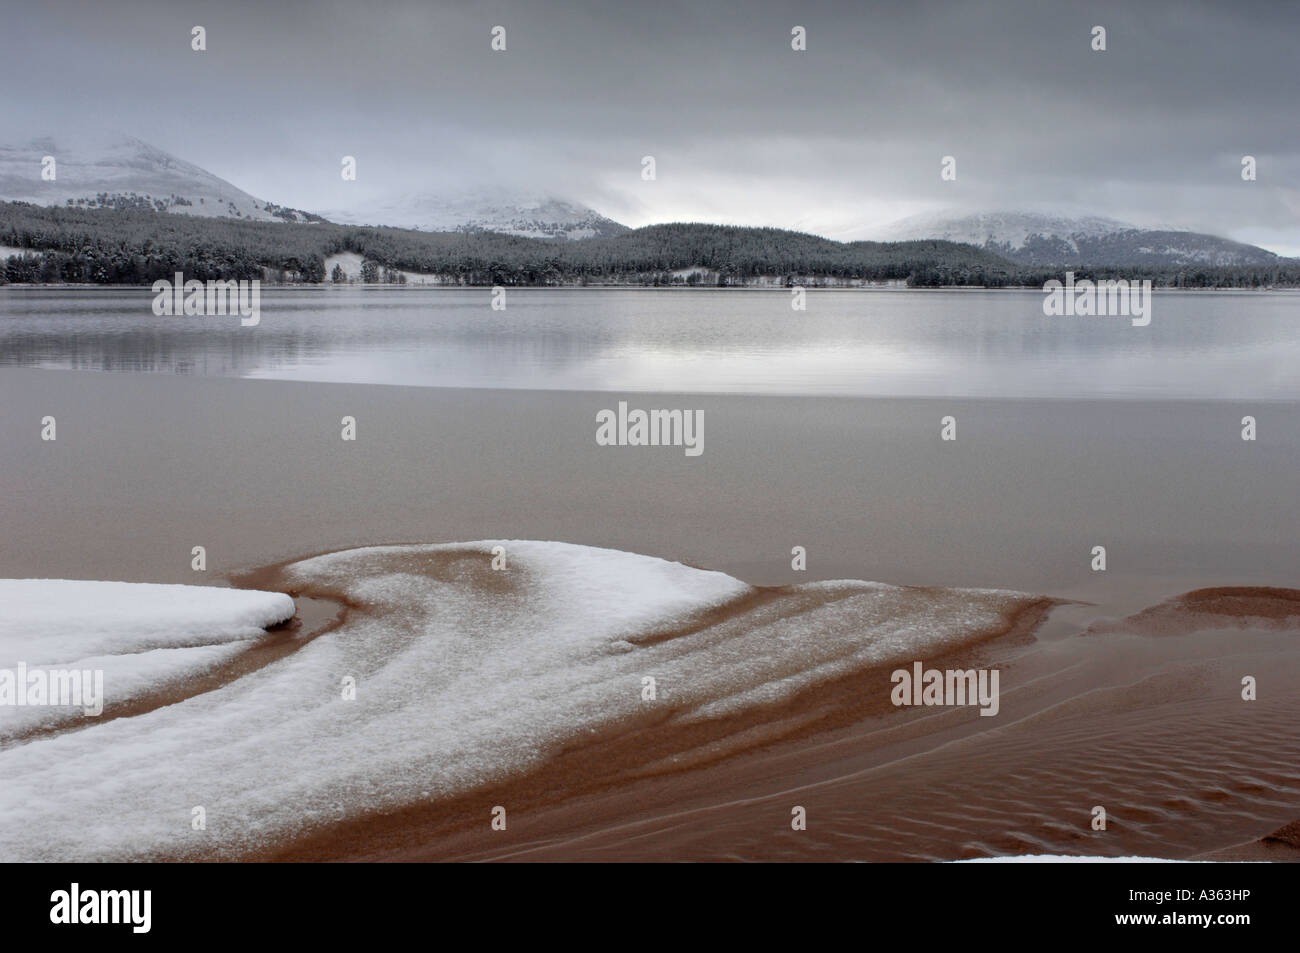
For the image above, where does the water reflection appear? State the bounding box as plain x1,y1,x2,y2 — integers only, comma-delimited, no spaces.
1,287,1297,398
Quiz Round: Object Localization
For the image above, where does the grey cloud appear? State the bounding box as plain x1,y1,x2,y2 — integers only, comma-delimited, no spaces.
1,0,1296,249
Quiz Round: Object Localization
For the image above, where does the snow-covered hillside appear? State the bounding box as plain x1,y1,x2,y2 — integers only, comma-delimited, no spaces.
323,188,628,240
875,210,1135,249
0,135,321,223
873,210,1281,267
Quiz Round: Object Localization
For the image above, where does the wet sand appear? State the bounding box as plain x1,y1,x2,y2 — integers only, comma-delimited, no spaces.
248,573,1299,863
2,367,1297,604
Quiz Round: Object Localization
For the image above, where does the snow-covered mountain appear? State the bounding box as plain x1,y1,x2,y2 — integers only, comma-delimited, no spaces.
874,210,1281,267
0,135,322,223
0,136,621,238
322,189,628,240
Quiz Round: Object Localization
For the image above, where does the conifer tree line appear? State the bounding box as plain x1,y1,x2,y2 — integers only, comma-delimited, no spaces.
2,203,1296,288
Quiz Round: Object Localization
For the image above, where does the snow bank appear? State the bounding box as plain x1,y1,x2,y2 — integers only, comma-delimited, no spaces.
0,543,1036,861
0,580,294,739
958,856,1190,863
0,579,295,665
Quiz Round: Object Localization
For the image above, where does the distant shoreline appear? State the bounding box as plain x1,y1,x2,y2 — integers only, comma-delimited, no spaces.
5,204,1298,289
4,281,1300,292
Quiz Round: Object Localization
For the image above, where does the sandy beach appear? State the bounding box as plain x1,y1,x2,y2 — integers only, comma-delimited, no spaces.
249,560,1300,863
1,367,1296,862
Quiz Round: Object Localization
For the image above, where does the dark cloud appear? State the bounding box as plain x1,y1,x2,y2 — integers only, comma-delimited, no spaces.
3,0,1297,250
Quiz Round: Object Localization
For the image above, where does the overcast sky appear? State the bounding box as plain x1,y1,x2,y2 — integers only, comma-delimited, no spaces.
3,0,1298,252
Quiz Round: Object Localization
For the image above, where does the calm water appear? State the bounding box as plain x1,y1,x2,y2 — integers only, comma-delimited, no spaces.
1,286,1298,398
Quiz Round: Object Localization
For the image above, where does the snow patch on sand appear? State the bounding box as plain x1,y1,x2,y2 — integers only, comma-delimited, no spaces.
0,580,293,740
958,855,1191,863
0,580,295,665
0,543,1037,861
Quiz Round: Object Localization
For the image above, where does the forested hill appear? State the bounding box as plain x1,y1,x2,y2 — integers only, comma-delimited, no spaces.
2,202,1297,288
0,203,1014,285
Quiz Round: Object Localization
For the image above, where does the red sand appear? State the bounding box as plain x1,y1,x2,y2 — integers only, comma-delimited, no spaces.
220,559,1300,863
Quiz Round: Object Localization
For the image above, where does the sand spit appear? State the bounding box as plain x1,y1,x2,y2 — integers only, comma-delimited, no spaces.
1086,586,1300,637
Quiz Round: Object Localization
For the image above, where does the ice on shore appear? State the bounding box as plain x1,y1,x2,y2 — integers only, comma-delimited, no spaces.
0,543,1038,861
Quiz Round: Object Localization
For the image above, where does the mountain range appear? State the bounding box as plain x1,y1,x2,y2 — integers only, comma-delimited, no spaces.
0,135,622,241
0,136,1288,265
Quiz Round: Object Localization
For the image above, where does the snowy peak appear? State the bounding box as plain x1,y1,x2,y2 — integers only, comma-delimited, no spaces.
324,189,628,240
874,210,1280,267
876,211,1139,250
0,135,619,236
0,134,321,223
